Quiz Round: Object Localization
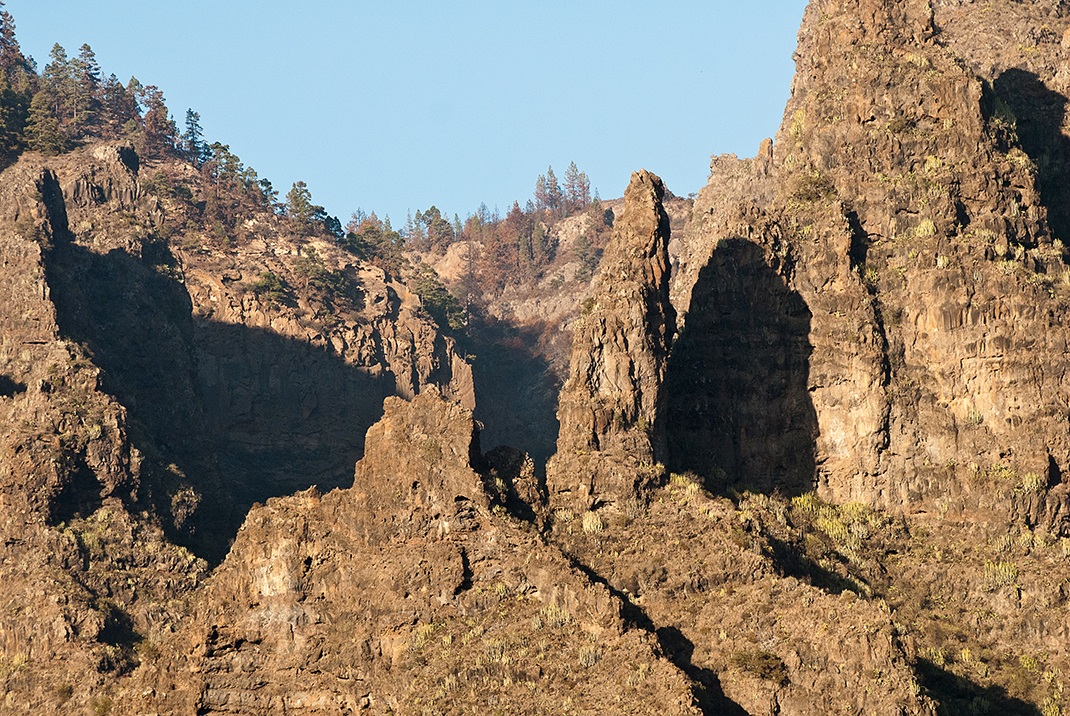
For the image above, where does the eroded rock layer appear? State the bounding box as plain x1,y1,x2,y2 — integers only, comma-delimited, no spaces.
0,143,477,712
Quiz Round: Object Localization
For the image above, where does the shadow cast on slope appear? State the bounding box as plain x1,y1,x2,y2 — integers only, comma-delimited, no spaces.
916,659,1041,716
569,560,748,716
468,317,561,473
46,238,391,564
993,69,1070,246
0,374,26,397
665,238,817,497
764,534,872,597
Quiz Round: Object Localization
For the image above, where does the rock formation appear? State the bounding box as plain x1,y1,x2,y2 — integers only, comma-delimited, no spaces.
666,0,1070,531
117,390,701,715
0,142,479,712
546,169,676,509
6,0,1070,713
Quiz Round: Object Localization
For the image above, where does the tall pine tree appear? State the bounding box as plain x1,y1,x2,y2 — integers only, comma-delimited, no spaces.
101,74,140,138
42,44,74,123
564,161,590,211
183,108,207,166
0,1,31,82
26,89,66,155
70,43,102,135
138,84,176,158
0,71,27,155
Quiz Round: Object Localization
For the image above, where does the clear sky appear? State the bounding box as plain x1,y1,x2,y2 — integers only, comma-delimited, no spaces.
5,1,809,224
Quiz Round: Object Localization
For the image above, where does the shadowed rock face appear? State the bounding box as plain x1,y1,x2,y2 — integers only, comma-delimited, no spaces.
658,0,1070,531
547,169,676,508
0,144,487,712
666,238,817,497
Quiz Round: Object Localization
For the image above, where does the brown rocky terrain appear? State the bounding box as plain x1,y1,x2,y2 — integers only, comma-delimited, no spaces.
115,390,700,715
4,0,1070,714
546,170,676,510
0,139,475,712
650,0,1070,711
418,192,692,472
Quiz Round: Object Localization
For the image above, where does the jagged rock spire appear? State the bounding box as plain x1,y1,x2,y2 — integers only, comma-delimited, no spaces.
546,169,675,509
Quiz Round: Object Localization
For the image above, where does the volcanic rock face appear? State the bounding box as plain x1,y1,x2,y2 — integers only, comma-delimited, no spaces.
547,169,676,508
49,142,474,541
665,0,1070,531
0,143,479,712
119,390,701,715
543,166,934,716
8,0,1070,713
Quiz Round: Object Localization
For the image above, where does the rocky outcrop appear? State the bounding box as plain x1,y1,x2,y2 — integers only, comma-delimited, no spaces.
0,156,207,715
34,143,478,546
8,1,1070,713
118,390,701,715
664,0,1070,531
546,170,676,509
0,143,479,712
648,1,1070,708
553,484,938,716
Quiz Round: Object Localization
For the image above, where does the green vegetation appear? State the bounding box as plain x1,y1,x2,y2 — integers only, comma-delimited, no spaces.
791,169,835,202
410,262,465,332
982,560,1019,590
581,510,604,534
295,247,358,303
286,180,341,236
0,0,610,336
340,211,406,275
731,649,788,684
249,271,287,304
53,684,73,704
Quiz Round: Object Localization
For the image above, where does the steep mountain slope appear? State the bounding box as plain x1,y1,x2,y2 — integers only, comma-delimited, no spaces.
0,141,475,712
4,0,1070,714
116,390,700,715
598,0,1070,711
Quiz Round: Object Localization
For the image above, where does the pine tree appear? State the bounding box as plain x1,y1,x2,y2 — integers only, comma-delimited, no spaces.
564,161,591,211
544,166,562,213
534,174,548,212
0,71,27,155
26,89,66,155
42,44,74,123
403,210,416,241
410,208,427,249
0,2,30,79
101,74,139,138
182,108,206,166
532,220,555,267
0,3,17,70
70,44,102,135
420,205,453,251
506,201,534,276
286,181,315,227
259,178,279,211
138,85,176,158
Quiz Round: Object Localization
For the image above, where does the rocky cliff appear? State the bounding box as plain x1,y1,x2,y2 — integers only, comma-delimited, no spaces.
5,0,1070,714
654,0,1070,710
116,390,700,715
0,141,476,713
668,0,1067,516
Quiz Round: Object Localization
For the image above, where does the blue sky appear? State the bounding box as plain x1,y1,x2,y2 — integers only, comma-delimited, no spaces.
6,1,808,224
